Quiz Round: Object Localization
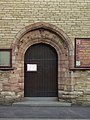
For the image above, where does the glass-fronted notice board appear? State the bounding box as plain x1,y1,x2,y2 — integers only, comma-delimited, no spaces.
75,38,90,68
0,49,12,68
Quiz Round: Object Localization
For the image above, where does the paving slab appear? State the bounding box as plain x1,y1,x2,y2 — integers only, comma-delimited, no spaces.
0,106,90,119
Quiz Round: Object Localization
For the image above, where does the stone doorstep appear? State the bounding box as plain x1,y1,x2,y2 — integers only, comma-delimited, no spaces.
13,97,71,107
13,101,71,107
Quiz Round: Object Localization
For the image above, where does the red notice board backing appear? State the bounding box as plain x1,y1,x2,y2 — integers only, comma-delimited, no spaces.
75,38,90,68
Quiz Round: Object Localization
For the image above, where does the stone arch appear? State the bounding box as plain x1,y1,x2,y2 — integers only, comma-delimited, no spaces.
11,22,73,100
12,22,73,51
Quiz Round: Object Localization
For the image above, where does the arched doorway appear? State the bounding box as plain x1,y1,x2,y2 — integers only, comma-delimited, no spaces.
11,22,73,102
24,43,58,97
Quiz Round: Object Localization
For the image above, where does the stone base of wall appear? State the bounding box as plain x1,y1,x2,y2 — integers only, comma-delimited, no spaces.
58,90,90,106
0,91,23,105
0,90,90,106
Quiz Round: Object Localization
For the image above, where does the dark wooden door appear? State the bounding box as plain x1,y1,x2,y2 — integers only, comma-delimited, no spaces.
24,43,58,97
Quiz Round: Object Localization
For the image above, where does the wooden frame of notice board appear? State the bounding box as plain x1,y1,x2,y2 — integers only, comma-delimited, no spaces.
75,38,90,68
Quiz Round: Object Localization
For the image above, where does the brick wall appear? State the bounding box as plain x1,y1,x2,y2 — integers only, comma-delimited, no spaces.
0,0,90,105
0,0,90,47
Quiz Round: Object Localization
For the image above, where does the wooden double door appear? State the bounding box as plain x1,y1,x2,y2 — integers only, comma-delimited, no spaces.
24,43,58,97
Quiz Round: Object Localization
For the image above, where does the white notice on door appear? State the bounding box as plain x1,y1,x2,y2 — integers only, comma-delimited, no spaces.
27,64,37,71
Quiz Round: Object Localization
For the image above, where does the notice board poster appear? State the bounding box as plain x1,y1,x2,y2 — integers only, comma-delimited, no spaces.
75,38,90,68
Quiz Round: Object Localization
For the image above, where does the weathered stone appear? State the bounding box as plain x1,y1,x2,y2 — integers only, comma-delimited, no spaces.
58,90,83,100
87,78,90,80
0,84,2,91
83,95,90,100
66,85,75,91
18,78,24,83
5,95,16,99
84,89,90,95
3,85,10,91
8,78,18,84
0,78,4,81
2,78,8,84
17,92,24,98
1,91,15,96
82,102,90,106
10,83,20,92
72,72,81,78
19,83,24,90
59,90,83,96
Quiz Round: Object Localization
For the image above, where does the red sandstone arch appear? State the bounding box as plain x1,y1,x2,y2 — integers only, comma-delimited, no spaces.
12,22,73,51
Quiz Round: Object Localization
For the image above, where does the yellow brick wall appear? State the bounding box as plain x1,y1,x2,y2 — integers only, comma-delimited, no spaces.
0,0,90,47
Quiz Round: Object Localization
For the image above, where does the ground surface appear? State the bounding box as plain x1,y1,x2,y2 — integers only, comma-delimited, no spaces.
0,106,90,119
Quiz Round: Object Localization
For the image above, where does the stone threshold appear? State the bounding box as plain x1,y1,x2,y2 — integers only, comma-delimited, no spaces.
13,97,71,107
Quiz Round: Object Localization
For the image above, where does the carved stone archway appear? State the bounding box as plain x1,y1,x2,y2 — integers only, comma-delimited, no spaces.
11,22,73,101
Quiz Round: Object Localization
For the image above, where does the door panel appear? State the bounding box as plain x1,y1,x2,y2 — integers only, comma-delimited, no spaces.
24,43,58,97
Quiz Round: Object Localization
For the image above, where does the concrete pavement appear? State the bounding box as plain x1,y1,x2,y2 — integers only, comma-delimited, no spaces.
0,118,90,120
0,106,90,119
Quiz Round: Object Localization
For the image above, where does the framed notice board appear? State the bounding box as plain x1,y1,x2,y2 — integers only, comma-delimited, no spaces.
75,38,90,68
0,49,12,68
